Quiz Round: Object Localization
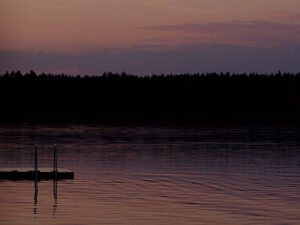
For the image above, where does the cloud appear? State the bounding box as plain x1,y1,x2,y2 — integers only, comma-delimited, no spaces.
143,0,209,14
275,11,300,22
138,21,300,47
1,44,300,75
129,44,166,51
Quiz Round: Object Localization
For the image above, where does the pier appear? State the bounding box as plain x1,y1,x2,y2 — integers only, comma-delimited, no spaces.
0,145,74,180
0,168,74,180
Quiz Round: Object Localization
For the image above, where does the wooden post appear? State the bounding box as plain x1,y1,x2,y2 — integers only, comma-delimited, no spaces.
53,144,58,179
35,144,38,180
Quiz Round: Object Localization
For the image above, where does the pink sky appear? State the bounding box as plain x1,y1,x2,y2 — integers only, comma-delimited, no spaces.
0,0,300,74
1,0,300,52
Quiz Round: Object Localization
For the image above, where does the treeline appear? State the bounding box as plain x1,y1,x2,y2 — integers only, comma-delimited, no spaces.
0,71,299,122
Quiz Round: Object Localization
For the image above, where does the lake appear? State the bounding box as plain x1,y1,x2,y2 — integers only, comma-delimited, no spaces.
0,122,300,224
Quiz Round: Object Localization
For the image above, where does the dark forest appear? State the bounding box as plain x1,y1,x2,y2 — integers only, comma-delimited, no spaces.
1,71,299,123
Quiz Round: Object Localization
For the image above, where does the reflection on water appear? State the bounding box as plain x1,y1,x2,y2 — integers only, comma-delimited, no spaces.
33,178,38,215
52,179,58,218
32,173,58,217
0,123,300,224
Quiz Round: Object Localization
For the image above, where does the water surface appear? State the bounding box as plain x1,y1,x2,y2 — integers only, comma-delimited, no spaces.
0,123,300,224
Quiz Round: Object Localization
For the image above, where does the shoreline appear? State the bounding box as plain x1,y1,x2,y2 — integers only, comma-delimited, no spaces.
1,112,299,125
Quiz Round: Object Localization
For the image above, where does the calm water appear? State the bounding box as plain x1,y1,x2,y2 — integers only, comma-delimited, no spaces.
0,123,300,225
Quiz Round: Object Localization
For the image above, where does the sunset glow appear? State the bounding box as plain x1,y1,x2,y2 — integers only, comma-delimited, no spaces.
1,0,300,74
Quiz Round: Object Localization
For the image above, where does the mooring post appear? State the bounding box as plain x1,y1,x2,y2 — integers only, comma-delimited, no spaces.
54,144,58,179
35,144,38,180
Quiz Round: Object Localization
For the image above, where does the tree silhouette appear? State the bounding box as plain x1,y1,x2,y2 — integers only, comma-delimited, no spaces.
0,70,299,123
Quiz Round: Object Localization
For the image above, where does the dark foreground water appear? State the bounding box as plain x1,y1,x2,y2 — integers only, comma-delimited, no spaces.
0,123,300,225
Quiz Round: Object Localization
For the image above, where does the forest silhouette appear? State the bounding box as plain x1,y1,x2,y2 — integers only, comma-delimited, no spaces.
0,71,299,123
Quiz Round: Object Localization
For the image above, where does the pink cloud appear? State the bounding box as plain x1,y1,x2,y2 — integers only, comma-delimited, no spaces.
275,11,300,22
138,21,300,47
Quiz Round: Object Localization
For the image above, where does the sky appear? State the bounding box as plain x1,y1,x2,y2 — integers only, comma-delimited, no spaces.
1,0,300,75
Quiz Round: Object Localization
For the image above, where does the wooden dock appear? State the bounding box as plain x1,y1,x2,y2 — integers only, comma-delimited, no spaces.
1,145,74,180
0,168,74,180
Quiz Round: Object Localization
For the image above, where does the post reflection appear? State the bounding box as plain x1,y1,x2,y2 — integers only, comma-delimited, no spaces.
33,178,38,216
33,178,59,217
52,178,58,218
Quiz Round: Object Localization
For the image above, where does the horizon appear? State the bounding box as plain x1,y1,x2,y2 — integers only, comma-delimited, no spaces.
1,69,300,77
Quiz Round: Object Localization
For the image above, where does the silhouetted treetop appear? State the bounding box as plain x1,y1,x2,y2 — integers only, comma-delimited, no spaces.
0,71,299,122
